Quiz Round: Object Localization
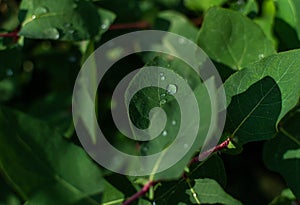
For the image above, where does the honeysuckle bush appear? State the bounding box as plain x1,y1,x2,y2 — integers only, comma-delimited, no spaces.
0,0,299,205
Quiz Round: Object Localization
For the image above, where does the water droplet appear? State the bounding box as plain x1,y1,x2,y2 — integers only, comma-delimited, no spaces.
166,84,177,95
193,193,197,197
101,24,108,29
259,53,265,59
152,202,156,205
6,69,13,77
184,144,188,149
160,99,166,105
31,15,37,19
162,130,167,136
142,146,148,152
34,6,49,15
64,23,72,28
178,37,186,44
44,28,60,40
160,93,166,97
160,73,166,81
172,120,176,125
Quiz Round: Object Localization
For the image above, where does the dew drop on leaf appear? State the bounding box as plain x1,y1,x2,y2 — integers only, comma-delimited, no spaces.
162,130,167,136
178,37,186,44
44,28,60,40
171,120,176,125
34,6,49,15
159,72,165,81
166,84,177,95
259,54,265,59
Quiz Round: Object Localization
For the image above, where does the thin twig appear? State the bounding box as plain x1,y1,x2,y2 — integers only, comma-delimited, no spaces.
123,138,231,204
122,180,158,205
190,138,231,165
109,21,151,30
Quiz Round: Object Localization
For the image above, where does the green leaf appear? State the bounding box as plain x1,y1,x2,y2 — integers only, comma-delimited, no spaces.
230,0,258,16
189,155,227,187
184,0,226,12
274,0,300,40
225,49,300,124
155,11,198,41
269,189,296,205
253,0,277,46
0,107,104,204
186,178,242,205
225,76,281,145
19,0,115,41
197,7,276,70
101,180,124,205
126,54,214,180
153,155,226,204
263,110,300,198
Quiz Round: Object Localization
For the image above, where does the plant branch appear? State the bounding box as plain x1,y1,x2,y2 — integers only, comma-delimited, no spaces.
109,21,151,30
190,138,231,165
122,180,158,205
122,138,231,204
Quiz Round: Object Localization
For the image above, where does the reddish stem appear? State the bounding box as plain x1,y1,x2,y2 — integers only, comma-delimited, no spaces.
109,21,151,30
123,139,231,204
0,28,20,43
190,138,231,165
122,181,158,205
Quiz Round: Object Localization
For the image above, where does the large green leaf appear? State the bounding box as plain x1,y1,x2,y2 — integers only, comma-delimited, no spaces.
225,50,300,125
197,7,276,70
186,178,242,205
225,76,281,145
19,0,115,41
125,54,214,180
0,107,104,205
263,109,300,198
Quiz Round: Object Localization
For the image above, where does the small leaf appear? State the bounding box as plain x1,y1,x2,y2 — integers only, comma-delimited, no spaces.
186,178,242,205
269,189,296,205
197,7,276,70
